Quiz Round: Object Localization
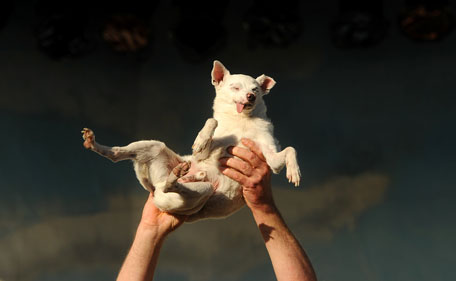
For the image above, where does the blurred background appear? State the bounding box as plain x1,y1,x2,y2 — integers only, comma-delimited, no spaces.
0,0,455,280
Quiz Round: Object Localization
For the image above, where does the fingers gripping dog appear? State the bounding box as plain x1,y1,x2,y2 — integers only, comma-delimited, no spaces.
81,61,301,222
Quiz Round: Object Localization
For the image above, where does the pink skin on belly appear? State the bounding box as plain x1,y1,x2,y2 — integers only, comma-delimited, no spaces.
176,161,202,182
177,161,219,189
187,160,201,175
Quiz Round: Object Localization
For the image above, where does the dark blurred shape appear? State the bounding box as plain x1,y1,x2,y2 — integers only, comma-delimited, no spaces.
34,0,157,59
0,2,13,31
170,0,228,63
398,0,454,42
35,15,92,60
242,0,302,49
34,0,92,60
330,0,389,48
100,1,157,54
102,14,149,52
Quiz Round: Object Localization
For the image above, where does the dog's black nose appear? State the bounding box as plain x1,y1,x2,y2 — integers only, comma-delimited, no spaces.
247,93,256,102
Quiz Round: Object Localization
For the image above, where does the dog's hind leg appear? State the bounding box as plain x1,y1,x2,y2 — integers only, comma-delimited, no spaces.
82,128,186,192
82,128,181,163
82,128,136,162
153,162,216,215
163,161,191,192
153,180,214,215
81,128,214,214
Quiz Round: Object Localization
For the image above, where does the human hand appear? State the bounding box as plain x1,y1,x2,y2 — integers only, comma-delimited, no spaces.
219,138,277,213
117,193,186,281
140,192,186,236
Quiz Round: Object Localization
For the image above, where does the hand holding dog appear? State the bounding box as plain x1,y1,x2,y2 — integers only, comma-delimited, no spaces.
140,192,186,235
220,139,317,281
118,140,316,281
219,138,277,214
117,192,185,281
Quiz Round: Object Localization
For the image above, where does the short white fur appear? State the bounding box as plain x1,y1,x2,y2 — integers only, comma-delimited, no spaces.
81,60,301,222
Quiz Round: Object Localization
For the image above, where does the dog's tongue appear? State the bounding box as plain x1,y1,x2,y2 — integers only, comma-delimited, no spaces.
236,102,245,113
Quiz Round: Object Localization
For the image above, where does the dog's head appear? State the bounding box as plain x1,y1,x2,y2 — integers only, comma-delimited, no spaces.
211,60,276,116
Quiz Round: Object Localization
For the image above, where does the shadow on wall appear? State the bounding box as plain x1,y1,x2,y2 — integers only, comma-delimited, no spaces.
0,172,388,280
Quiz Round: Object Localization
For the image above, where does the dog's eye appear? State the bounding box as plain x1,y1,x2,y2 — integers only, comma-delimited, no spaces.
231,86,240,91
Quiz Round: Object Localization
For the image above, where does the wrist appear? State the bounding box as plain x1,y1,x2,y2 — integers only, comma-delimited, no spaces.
250,204,283,224
249,202,278,216
138,221,169,241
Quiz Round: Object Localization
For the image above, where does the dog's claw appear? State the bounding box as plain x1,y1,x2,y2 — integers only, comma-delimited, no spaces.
81,128,95,150
286,162,301,187
172,161,191,178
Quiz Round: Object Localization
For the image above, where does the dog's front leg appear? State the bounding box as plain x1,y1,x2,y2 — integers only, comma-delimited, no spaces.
192,118,218,161
262,145,301,187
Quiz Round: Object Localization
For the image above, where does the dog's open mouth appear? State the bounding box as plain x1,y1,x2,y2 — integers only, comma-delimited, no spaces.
236,102,253,113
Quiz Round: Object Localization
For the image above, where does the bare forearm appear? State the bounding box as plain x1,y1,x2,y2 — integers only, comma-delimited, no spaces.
252,207,317,281
117,222,166,281
219,139,316,280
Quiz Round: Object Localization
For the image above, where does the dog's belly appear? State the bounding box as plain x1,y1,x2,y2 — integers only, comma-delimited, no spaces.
176,159,216,186
180,160,200,177
178,159,219,186
184,158,244,221
213,120,273,153
171,121,274,219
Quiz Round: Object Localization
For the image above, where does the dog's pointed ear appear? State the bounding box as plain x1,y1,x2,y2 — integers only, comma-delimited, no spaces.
211,60,230,86
256,74,276,94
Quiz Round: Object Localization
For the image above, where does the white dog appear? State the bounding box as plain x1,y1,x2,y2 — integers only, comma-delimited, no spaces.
81,60,300,222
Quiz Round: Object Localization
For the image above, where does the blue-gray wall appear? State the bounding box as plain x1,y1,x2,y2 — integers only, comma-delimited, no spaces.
0,1,455,280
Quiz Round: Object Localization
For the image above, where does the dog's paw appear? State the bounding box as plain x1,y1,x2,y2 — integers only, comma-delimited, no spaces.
172,161,191,178
192,118,218,155
81,128,95,149
204,118,218,131
286,161,301,187
192,136,211,155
